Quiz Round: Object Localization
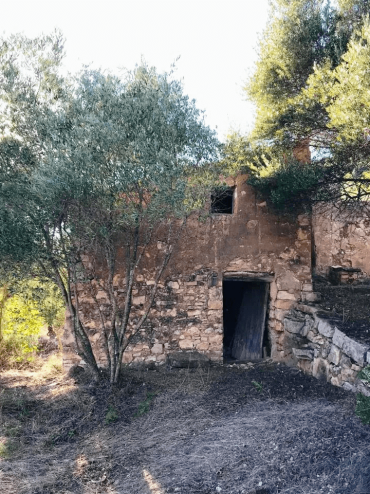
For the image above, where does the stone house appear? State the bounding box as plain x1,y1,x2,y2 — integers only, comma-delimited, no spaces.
62,170,370,397
63,174,315,368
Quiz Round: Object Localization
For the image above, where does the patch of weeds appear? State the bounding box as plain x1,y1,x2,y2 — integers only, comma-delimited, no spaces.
68,429,76,439
252,380,263,392
18,404,30,420
355,366,370,424
44,432,61,447
0,438,19,458
4,425,22,438
104,404,119,425
135,391,158,417
355,393,370,424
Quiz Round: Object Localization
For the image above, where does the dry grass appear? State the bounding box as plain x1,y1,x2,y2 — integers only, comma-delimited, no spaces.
0,360,370,494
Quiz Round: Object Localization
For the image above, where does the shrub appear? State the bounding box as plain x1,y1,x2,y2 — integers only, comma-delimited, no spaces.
355,366,370,425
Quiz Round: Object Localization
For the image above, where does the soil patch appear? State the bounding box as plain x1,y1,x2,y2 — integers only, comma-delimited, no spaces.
314,280,370,345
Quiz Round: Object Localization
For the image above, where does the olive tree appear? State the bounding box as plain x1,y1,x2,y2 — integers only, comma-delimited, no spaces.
0,33,220,382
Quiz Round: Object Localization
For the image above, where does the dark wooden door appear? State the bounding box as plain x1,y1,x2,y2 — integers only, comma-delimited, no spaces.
230,282,269,361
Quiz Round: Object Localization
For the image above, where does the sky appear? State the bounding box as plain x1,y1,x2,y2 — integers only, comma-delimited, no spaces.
1,0,270,141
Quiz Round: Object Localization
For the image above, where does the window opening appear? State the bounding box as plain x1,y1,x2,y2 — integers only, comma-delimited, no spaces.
211,186,234,214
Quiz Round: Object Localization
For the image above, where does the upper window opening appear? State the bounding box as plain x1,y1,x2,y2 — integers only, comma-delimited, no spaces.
211,186,235,214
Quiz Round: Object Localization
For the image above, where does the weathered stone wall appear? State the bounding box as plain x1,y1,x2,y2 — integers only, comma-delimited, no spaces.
63,175,313,369
283,304,370,396
313,204,370,276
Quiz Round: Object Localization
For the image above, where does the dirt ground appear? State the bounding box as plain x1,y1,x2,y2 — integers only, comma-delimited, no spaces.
314,279,370,345
1,359,370,494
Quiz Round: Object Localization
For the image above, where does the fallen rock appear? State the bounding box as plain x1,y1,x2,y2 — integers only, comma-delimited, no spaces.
166,351,210,368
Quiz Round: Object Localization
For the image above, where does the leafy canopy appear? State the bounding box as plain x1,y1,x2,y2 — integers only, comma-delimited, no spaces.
0,31,220,380
225,0,370,210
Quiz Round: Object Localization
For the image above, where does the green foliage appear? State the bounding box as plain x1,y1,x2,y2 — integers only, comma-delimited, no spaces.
0,32,220,382
135,391,158,417
355,366,370,424
0,278,64,369
0,438,19,459
246,0,349,143
251,380,263,392
249,159,327,211
356,393,370,424
104,405,119,424
224,0,370,211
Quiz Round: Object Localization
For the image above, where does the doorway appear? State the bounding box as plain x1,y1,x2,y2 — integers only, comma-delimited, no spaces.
223,279,269,361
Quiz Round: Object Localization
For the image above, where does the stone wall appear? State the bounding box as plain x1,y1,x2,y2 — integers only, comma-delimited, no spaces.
313,204,370,277
63,176,313,369
283,304,370,396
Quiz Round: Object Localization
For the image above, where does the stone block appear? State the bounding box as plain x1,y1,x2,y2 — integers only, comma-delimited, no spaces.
333,328,368,365
178,339,194,349
208,300,223,310
302,283,313,292
340,354,352,368
133,295,146,306
298,359,312,374
277,272,301,292
275,309,288,322
312,357,330,381
342,382,356,392
208,334,223,345
332,328,346,348
292,348,314,360
331,376,342,387
187,309,201,317
168,281,179,290
284,317,306,334
151,343,164,354
196,341,209,351
341,367,356,382
301,292,321,303
167,352,211,369
273,320,284,332
209,286,222,299
270,281,278,301
275,299,295,310
317,319,335,338
342,338,368,366
185,326,201,336
277,290,296,300
298,214,310,226
356,382,370,397
297,228,309,241
328,345,341,365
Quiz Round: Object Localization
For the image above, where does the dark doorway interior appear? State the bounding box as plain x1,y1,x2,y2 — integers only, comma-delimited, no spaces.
223,280,269,361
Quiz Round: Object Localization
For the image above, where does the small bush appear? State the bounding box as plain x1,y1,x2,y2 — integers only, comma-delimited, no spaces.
252,380,263,392
355,365,370,424
135,391,158,417
104,405,119,425
0,334,36,369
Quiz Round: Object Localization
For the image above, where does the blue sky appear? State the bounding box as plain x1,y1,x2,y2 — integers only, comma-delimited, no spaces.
1,0,269,141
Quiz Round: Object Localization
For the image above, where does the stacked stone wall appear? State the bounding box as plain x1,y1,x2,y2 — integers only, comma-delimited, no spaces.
283,304,370,396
